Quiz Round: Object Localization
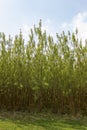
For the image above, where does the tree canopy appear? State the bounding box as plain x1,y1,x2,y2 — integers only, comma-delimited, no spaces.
0,21,87,115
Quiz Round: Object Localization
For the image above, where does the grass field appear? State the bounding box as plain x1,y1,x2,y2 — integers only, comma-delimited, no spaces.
0,111,87,130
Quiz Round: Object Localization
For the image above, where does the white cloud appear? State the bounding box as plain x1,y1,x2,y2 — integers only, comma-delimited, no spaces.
21,19,56,41
60,22,67,29
72,12,87,42
60,12,87,43
22,24,32,40
42,19,55,37
22,12,87,44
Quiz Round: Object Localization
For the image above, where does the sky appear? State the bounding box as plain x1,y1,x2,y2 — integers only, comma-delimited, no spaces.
0,0,87,42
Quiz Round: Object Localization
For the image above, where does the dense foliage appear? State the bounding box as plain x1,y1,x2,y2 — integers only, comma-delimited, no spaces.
0,21,87,114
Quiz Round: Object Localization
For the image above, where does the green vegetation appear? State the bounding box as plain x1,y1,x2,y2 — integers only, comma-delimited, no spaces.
0,20,87,114
0,112,87,130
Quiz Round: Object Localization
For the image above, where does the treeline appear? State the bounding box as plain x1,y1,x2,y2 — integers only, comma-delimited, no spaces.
0,21,87,115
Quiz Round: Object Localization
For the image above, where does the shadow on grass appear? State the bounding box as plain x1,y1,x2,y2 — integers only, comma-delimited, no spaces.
16,119,87,130
11,115,87,130
0,112,87,130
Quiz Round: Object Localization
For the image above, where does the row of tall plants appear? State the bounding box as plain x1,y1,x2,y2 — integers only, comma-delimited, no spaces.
0,21,87,114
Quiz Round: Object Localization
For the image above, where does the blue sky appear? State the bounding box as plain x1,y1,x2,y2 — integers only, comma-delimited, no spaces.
0,0,87,41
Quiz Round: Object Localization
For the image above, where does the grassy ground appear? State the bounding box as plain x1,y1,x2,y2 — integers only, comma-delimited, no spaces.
0,111,87,130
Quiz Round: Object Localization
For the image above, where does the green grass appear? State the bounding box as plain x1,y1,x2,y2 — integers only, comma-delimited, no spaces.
0,112,87,130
